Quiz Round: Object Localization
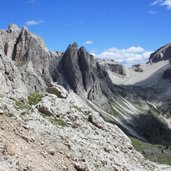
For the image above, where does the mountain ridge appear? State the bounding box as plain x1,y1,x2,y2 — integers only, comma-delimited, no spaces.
0,24,171,170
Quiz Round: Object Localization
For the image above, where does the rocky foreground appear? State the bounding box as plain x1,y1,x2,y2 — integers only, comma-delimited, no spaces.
0,90,159,171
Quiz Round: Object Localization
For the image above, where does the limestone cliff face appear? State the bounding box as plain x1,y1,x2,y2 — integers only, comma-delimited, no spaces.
0,24,53,94
0,24,20,58
50,42,117,111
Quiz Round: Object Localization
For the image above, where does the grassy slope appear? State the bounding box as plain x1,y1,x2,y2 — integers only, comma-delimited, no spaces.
130,137,171,165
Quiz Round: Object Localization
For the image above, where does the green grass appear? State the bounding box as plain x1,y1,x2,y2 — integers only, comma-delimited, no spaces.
15,92,43,109
15,99,30,110
28,92,44,106
130,136,171,165
49,118,66,127
14,98,31,117
14,92,44,117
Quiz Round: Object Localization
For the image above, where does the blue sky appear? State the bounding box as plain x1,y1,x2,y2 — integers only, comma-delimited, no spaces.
1,0,171,65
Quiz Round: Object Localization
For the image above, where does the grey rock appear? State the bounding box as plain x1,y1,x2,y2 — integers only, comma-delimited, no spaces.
132,64,143,72
0,110,4,115
50,43,116,111
38,106,54,116
88,114,104,129
78,47,96,91
60,42,84,94
97,59,126,75
47,83,68,99
149,43,171,63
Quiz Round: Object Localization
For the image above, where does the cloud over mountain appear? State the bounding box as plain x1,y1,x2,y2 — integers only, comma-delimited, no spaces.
94,47,153,66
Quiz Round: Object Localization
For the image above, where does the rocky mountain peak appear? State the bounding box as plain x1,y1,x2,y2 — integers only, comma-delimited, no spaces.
149,43,171,63
68,42,78,48
7,24,20,33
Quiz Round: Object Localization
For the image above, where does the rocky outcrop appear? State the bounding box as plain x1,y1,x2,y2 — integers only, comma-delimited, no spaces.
108,63,126,75
98,59,126,75
0,53,28,98
0,24,20,59
132,64,143,72
47,83,68,98
149,43,171,63
0,24,52,94
78,47,96,91
50,43,117,111
60,43,84,94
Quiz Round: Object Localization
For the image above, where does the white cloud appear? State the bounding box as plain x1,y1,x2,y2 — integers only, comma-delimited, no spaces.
162,0,171,8
84,40,93,45
94,47,153,66
25,20,44,26
151,0,171,9
150,0,162,6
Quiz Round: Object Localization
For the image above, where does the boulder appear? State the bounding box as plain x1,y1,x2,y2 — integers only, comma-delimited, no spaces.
47,84,68,99
0,109,4,115
38,106,54,116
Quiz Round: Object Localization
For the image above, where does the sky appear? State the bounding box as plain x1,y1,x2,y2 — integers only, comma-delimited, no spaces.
1,0,171,65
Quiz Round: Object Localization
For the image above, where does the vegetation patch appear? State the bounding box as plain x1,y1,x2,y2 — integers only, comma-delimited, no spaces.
49,118,66,127
14,92,44,117
130,136,171,165
15,99,30,110
14,98,31,117
39,108,66,127
28,92,44,106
